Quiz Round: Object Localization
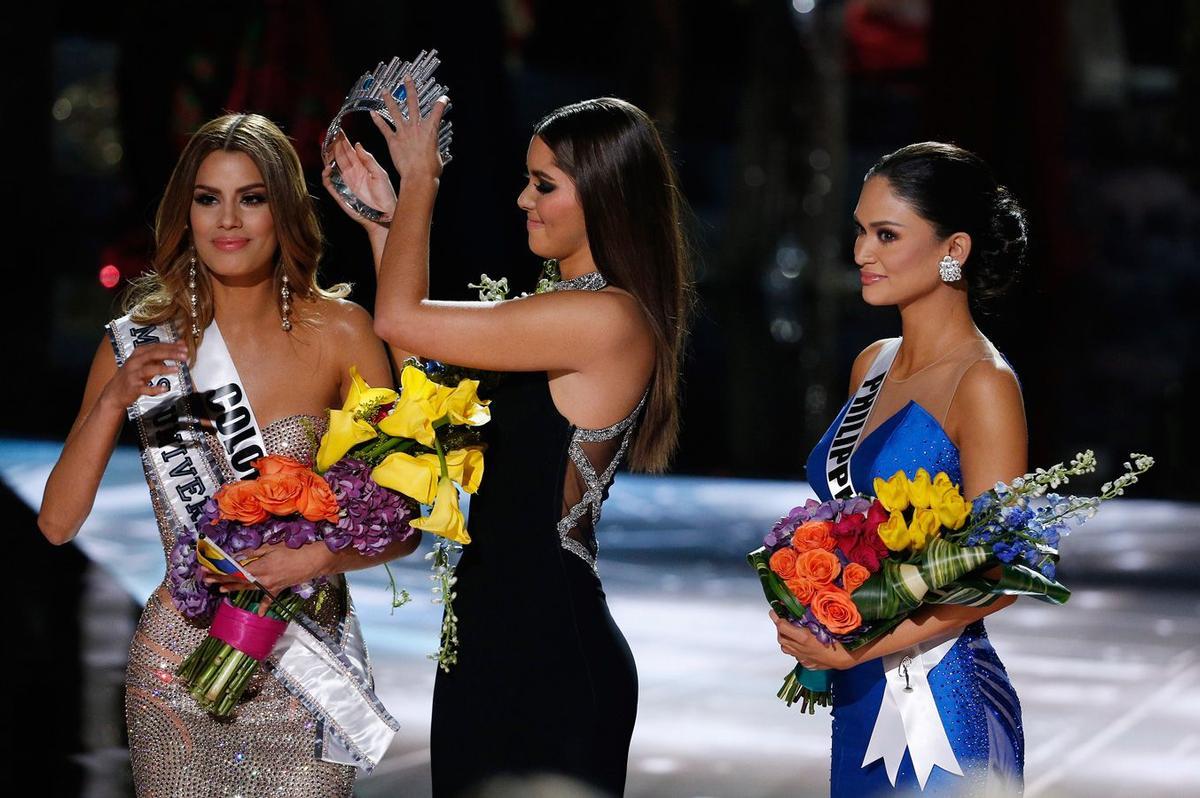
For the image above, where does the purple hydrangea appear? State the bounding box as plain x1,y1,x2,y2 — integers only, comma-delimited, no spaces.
167,527,220,620
765,497,857,550
323,457,419,556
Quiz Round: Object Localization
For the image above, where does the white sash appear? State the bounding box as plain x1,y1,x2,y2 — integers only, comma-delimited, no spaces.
824,339,900,498
106,315,398,772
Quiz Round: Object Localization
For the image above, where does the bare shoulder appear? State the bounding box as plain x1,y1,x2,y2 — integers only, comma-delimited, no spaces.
951,352,1028,495
954,355,1025,420
528,285,652,350
313,297,378,344
847,337,896,395
597,286,654,340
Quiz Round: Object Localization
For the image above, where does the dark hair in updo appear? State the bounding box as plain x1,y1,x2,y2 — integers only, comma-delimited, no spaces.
865,142,1028,304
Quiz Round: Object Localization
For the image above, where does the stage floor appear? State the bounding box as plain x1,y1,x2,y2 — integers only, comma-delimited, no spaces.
7,439,1198,797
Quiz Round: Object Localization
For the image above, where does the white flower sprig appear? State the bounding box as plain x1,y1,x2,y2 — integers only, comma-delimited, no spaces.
468,274,511,302
427,538,462,672
987,450,1155,527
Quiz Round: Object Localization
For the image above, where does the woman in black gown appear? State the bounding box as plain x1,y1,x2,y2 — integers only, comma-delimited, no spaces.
326,86,692,796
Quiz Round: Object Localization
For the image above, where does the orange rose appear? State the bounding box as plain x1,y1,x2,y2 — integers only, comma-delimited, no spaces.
785,577,818,606
796,548,841,585
255,472,306,517
791,520,836,552
811,587,863,635
295,472,341,523
842,562,870,593
216,479,269,524
769,548,799,580
253,455,310,477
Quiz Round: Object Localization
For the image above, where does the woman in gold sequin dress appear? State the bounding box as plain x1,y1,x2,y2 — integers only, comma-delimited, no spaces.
38,113,420,797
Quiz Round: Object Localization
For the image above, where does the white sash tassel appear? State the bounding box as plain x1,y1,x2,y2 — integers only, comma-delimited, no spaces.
862,633,963,789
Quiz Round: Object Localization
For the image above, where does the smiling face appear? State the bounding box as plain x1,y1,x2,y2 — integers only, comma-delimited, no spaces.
852,175,967,307
190,150,278,283
516,136,589,262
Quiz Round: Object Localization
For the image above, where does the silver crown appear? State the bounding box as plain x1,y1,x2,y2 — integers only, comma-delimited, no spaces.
322,50,454,226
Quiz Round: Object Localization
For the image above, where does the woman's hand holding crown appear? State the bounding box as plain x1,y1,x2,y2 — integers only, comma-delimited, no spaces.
374,77,449,185
321,131,397,228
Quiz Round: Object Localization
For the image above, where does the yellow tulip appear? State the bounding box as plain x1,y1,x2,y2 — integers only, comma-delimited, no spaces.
932,472,956,493
444,447,485,494
932,484,970,530
411,476,471,544
316,409,379,472
343,365,398,415
443,380,491,427
906,468,935,509
908,508,942,551
873,471,912,513
371,451,441,504
876,510,912,552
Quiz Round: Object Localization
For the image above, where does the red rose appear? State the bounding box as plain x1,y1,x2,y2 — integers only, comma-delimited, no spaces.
866,499,890,530
844,533,890,572
832,512,865,541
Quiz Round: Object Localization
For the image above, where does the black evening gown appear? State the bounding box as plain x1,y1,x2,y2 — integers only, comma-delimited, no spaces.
430,366,642,797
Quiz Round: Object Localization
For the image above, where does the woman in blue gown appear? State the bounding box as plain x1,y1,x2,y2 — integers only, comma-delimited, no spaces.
773,142,1031,796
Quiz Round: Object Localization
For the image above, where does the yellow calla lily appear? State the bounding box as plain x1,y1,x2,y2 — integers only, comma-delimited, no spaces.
343,365,399,415
443,447,485,494
371,451,441,504
906,468,934,509
403,364,457,419
873,471,911,513
378,396,438,447
443,380,491,427
931,484,970,530
908,508,942,551
876,510,911,552
316,409,379,472
411,476,471,544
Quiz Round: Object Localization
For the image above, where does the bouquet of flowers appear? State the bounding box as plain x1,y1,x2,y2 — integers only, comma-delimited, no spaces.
748,451,1154,712
171,363,491,717
315,360,490,670
171,452,419,716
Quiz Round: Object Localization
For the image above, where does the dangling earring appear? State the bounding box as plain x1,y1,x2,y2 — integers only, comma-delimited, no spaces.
280,273,292,331
939,255,963,283
188,248,201,339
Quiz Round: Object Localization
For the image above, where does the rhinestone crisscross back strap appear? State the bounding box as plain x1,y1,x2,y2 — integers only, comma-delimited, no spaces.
557,390,648,573
550,270,647,573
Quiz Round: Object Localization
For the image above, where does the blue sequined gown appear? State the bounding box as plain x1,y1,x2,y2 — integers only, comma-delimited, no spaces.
804,338,1024,796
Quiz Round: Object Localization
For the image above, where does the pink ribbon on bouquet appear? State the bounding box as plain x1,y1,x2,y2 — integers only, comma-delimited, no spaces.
210,599,289,661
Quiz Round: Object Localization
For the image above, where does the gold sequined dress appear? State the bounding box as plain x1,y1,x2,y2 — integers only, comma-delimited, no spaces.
125,414,358,798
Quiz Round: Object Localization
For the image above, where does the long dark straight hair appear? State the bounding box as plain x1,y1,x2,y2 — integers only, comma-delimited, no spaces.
534,98,693,473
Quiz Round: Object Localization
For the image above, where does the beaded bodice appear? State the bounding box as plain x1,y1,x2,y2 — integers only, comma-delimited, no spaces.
260,413,327,467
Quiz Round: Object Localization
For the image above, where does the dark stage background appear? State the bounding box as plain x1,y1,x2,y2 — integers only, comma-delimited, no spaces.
8,0,1198,497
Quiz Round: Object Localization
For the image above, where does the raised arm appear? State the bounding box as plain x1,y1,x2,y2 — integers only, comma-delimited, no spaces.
320,134,416,368
366,80,642,374
38,337,189,544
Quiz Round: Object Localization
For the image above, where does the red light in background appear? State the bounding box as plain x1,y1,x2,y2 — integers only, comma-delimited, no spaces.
99,264,121,289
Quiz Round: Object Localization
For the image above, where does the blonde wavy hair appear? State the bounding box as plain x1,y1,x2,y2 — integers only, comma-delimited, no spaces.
125,113,349,343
